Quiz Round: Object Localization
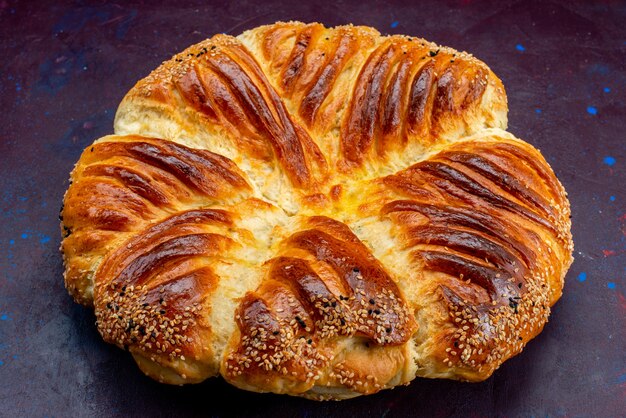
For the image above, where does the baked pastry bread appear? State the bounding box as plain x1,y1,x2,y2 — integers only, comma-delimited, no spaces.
60,21,573,400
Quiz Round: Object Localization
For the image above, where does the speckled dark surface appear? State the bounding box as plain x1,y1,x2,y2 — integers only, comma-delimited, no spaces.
0,0,624,416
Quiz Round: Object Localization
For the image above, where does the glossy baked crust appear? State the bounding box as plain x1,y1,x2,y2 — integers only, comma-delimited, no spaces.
60,22,573,400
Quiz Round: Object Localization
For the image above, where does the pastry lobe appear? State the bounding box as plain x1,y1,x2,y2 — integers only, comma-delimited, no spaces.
94,208,236,383
376,132,572,381
245,22,507,169
222,216,416,398
60,135,251,304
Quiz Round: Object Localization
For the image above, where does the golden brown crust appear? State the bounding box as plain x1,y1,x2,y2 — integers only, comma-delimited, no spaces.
222,216,416,394
118,34,328,189
94,208,236,382
61,135,251,305
61,22,572,399
375,133,572,380
247,23,507,171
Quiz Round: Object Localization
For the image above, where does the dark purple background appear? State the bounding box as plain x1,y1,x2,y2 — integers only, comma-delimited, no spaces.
1,0,625,416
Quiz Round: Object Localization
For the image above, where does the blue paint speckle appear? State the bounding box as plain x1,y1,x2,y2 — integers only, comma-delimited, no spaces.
618,374,626,384
0,361,4,366
577,272,587,282
390,21,399,28
36,52,86,95
53,7,111,33
603,156,616,166
40,235,51,244
20,233,28,239
515,44,525,51
607,282,616,289
603,87,610,93
535,108,542,114
9,239,14,245
587,106,597,115
0,314,8,321
610,195,616,202
18,196,27,201
115,9,138,39
587,64,610,75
